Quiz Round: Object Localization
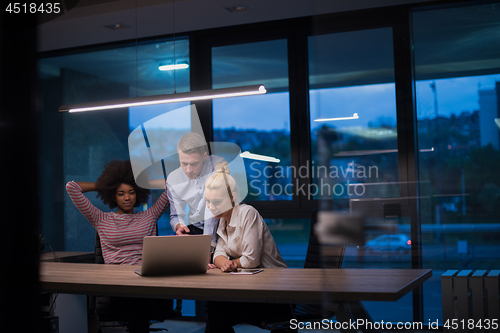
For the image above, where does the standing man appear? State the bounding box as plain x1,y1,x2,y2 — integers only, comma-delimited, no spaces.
167,132,225,252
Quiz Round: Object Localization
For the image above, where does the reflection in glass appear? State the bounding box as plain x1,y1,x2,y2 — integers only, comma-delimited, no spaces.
39,39,190,101
38,37,190,252
309,28,413,322
413,2,500,323
265,218,311,268
129,102,192,234
212,40,292,201
308,29,399,208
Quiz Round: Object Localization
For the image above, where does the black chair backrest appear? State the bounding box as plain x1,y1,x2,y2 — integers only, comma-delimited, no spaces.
304,210,345,269
95,232,104,264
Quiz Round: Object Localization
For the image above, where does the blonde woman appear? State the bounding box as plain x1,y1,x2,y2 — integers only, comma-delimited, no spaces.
204,162,292,333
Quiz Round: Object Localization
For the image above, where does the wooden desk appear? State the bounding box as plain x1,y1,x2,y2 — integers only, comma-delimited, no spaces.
40,262,432,304
40,251,95,263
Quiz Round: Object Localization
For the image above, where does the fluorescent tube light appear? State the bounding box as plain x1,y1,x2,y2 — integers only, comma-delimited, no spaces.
334,149,398,157
158,64,189,71
335,147,434,157
240,151,280,163
314,113,359,122
60,85,267,112
495,118,500,129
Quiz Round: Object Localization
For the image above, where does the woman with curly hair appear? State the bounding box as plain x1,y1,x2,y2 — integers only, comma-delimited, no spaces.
66,159,169,265
65,160,173,333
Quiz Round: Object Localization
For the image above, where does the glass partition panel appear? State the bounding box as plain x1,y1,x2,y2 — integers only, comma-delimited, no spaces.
39,38,189,98
266,218,311,268
309,28,415,322
309,28,399,207
129,102,191,236
413,2,500,323
38,38,189,251
212,39,291,201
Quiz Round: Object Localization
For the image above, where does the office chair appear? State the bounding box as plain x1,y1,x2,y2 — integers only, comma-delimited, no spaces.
92,233,182,333
256,210,378,333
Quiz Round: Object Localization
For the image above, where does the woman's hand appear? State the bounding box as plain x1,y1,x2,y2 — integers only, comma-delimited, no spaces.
220,260,238,272
207,263,217,270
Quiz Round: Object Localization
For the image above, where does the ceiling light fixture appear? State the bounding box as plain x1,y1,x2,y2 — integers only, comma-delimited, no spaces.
159,64,189,71
315,113,359,122
225,5,251,13
335,147,434,157
61,1,265,114
240,151,280,163
60,85,267,112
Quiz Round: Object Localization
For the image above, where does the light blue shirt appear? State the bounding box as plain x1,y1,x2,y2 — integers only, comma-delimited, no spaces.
166,155,225,250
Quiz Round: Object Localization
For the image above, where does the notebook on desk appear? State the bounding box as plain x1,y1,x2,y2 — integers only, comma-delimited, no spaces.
135,234,211,276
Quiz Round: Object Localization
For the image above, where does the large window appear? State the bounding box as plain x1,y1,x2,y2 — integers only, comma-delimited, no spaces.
129,102,192,236
413,2,500,323
308,27,413,322
212,39,292,201
309,28,399,205
210,38,311,269
36,1,500,324
38,38,189,250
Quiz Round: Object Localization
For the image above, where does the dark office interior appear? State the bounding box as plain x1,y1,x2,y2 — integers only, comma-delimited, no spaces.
1,0,499,331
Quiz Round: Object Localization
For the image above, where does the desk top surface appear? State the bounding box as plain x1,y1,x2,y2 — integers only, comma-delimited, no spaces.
39,262,432,304
40,251,95,263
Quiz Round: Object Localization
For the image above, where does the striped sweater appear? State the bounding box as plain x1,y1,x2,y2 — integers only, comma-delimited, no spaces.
66,181,169,265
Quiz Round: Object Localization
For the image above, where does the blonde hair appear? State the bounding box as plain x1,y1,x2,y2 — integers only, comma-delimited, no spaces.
177,132,208,155
205,161,238,195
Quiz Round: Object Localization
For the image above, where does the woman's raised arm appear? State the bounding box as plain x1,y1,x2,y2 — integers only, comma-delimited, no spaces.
75,181,97,193
66,181,104,227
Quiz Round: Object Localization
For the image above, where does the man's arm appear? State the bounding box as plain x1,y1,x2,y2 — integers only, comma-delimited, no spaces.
166,182,189,234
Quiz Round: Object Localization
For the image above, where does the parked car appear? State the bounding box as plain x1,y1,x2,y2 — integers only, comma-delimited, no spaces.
362,234,411,253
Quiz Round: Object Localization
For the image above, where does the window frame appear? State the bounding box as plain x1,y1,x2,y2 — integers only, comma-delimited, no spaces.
189,6,423,321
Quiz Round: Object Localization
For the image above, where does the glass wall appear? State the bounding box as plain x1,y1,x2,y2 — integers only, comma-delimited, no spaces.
210,39,313,270
36,1,500,324
413,2,500,323
38,38,189,250
39,38,189,98
212,39,292,201
266,218,311,268
129,102,192,236
309,28,399,205
308,27,414,322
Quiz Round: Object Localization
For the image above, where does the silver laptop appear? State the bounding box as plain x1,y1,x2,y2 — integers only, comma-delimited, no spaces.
134,234,211,276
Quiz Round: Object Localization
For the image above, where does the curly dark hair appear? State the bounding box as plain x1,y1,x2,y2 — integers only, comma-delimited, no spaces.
95,160,150,209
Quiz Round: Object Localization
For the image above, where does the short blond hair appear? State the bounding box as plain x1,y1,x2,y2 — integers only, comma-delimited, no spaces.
177,132,208,155
205,161,238,194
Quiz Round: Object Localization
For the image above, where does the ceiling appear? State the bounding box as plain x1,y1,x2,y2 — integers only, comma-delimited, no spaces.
37,0,432,52
37,0,500,100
